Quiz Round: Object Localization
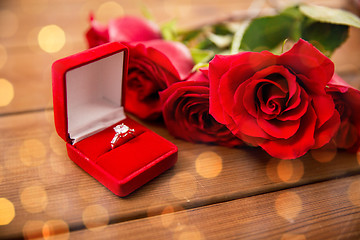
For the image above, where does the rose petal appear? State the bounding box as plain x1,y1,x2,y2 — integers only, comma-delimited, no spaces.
257,115,301,139
86,15,109,48
312,94,336,128
278,39,334,89
278,87,309,121
108,16,161,43
126,40,193,83
260,107,317,159
313,110,340,148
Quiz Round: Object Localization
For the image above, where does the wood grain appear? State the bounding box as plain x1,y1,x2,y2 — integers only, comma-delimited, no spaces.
71,175,360,240
0,110,359,238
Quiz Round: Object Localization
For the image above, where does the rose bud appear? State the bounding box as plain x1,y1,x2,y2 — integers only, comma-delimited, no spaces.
124,40,194,120
86,15,162,48
160,70,243,147
327,73,360,152
209,39,340,159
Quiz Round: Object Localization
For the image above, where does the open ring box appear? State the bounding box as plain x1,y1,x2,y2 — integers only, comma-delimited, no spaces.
52,42,178,197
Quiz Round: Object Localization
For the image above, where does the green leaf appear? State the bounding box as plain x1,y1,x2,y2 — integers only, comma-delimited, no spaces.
240,15,296,51
140,5,154,20
192,62,210,72
300,4,360,28
190,48,215,64
302,21,348,56
161,19,178,41
207,32,232,48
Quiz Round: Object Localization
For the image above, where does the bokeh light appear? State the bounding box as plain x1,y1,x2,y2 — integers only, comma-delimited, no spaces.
49,132,66,156
21,0,48,14
310,140,337,163
0,44,7,70
195,151,223,178
38,25,66,53
169,172,197,201
0,198,16,225
82,204,109,231
266,158,304,183
42,219,70,240
49,154,68,176
348,179,360,207
277,159,304,183
275,191,302,223
96,1,124,23
0,78,14,107
176,226,204,240
0,10,18,38
20,184,48,213
23,220,45,239
164,0,193,20
19,139,47,167
161,205,176,228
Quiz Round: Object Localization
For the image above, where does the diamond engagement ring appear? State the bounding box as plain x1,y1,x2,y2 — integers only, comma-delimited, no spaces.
111,123,135,149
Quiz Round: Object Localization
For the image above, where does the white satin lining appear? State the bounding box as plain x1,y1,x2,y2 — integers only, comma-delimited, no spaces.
65,51,125,144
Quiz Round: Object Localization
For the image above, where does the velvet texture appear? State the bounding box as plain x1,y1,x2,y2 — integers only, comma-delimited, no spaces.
52,42,178,196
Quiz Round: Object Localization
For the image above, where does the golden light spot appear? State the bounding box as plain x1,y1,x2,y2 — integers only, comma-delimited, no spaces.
275,191,302,223
357,151,360,166
170,172,197,201
23,220,45,240
161,205,176,228
50,154,68,175
195,151,223,178
310,140,337,163
163,0,193,20
177,227,204,240
82,204,109,231
281,233,306,240
19,139,47,167
277,159,304,183
50,132,66,156
42,219,69,240
96,1,124,23
0,10,18,38
0,78,14,107
348,179,360,207
0,198,15,225
20,185,48,213
0,44,7,70
21,0,48,14
266,158,304,183
38,25,65,53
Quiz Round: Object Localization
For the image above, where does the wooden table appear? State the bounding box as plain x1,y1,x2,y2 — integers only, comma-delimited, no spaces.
1,0,360,239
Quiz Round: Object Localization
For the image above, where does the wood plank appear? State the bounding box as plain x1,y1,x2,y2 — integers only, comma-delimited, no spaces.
0,110,359,238
70,174,360,240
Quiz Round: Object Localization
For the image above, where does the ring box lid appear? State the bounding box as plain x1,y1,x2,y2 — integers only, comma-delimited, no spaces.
52,42,128,144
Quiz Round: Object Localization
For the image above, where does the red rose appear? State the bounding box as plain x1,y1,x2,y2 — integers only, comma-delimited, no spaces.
327,74,360,151
86,15,161,48
124,40,194,120
160,70,243,147
209,39,340,159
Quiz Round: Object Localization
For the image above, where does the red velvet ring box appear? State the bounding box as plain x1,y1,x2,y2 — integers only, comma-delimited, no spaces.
52,42,178,197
